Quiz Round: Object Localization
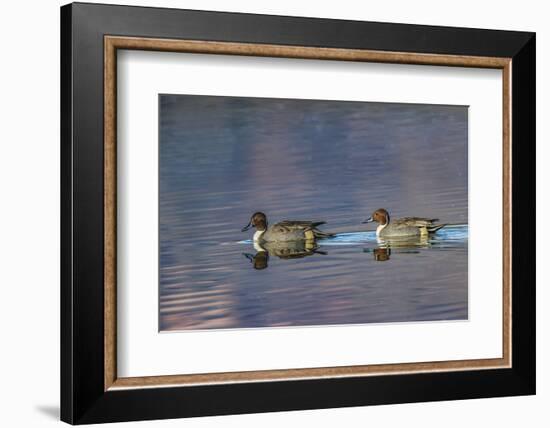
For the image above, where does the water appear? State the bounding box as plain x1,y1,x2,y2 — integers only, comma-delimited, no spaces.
159,95,468,331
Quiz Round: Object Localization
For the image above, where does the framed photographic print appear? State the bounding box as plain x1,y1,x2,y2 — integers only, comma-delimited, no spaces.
60,2,535,424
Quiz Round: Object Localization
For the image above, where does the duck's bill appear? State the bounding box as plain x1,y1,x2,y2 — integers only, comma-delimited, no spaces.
362,216,373,224
241,223,252,232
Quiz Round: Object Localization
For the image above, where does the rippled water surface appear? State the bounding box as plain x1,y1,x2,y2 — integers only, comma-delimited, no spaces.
159,95,468,331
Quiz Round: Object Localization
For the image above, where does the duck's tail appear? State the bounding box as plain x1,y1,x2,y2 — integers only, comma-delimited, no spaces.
313,229,335,239
427,223,446,234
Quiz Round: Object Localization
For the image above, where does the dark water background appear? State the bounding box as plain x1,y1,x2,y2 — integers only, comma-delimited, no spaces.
159,95,468,331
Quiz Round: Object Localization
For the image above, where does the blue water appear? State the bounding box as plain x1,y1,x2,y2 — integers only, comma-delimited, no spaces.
159,95,468,331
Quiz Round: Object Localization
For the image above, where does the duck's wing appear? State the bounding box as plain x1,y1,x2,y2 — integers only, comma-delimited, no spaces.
274,220,333,239
395,217,439,227
277,220,326,230
395,217,446,233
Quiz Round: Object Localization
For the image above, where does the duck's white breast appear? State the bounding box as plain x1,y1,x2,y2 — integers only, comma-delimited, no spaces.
253,230,264,242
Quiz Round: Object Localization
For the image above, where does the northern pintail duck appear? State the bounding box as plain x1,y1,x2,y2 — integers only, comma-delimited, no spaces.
241,212,333,242
362,208,446,238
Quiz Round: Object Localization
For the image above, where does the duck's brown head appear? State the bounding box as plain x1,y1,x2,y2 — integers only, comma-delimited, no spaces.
241,212,268,232
362,208,390,226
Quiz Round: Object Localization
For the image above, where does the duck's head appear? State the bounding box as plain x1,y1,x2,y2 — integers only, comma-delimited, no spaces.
241,212,268,232
362,208,390,226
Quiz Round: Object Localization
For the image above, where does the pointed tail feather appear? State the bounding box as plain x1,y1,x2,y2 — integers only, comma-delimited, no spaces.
428,223,446,233
313,229,335,239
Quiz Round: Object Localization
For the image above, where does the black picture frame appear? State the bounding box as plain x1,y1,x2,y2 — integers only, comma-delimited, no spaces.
61,2,535,424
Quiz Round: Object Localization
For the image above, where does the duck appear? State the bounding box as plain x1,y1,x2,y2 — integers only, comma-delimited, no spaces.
241,212,333,242
362,208,446,238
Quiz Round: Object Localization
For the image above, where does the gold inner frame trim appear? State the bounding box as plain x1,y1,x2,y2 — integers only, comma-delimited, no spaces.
104,35,512,391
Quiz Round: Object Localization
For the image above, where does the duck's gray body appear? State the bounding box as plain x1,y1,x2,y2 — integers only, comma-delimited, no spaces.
378,217,445,238
242,212,333,243
258,221,332,243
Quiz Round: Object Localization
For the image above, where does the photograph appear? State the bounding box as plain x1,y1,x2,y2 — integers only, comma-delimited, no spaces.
54,1,536,424
159,94,469,331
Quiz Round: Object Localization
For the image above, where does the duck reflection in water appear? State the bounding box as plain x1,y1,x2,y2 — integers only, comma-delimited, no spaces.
243,240,327,270
372,247,391,262
365,235,431,262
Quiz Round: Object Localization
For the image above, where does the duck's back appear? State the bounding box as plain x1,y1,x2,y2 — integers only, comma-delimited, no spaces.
262,220,330,242
397,217,439,228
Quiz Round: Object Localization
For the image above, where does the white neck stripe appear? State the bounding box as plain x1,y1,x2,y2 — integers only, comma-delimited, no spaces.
376,223,388,237
253,230,265,242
